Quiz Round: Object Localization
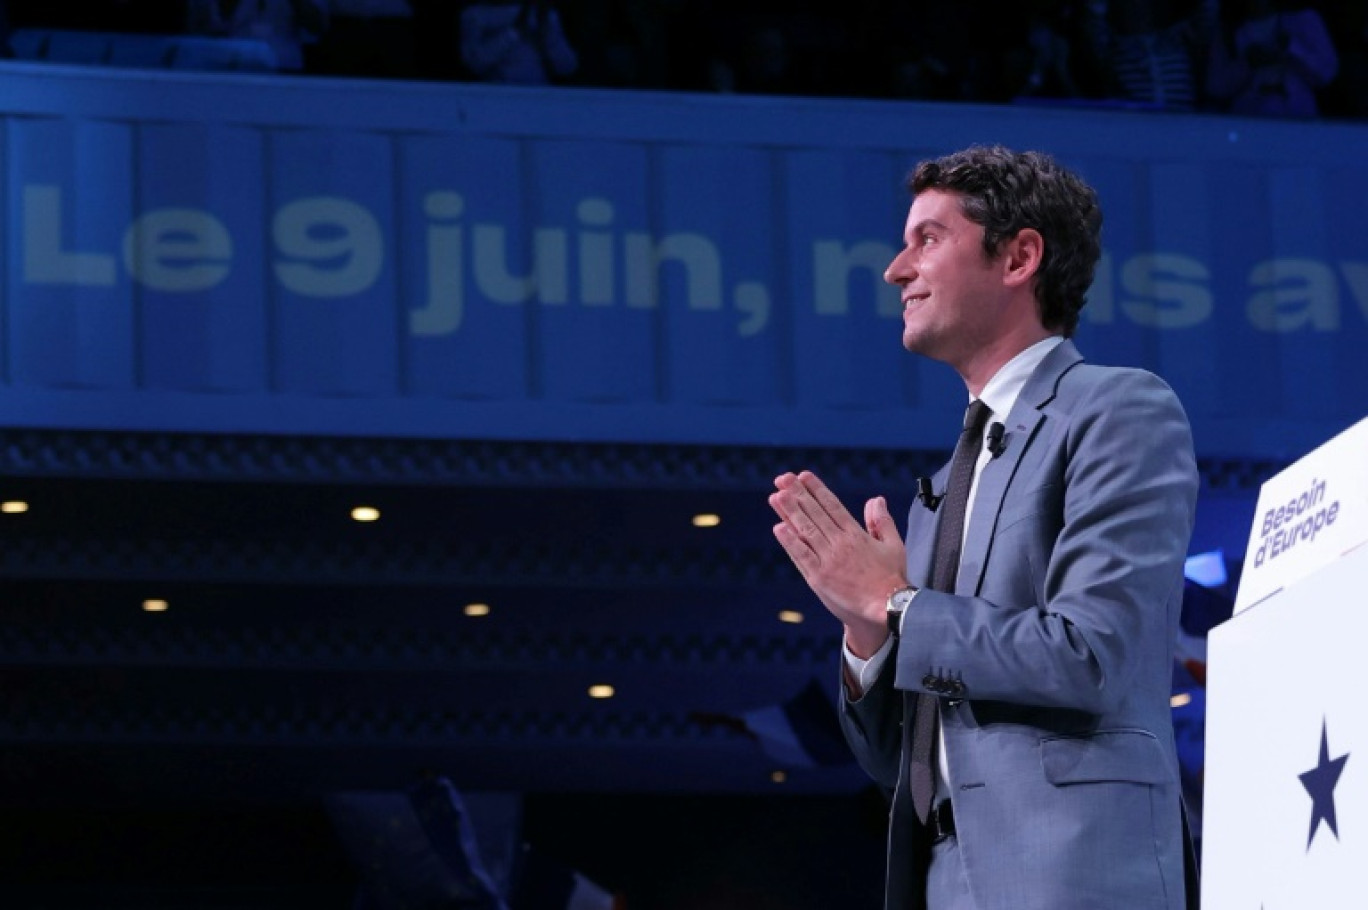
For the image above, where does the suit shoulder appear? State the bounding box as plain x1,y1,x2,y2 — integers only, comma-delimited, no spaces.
1054,361,1185,413
1059,360,1175,390
1044,362,1194,455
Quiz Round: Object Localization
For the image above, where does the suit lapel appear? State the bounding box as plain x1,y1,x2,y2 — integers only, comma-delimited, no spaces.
957,340,1084,594
905,487,943,589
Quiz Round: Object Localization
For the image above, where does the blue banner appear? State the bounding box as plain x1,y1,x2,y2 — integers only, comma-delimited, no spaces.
1,63,1365,458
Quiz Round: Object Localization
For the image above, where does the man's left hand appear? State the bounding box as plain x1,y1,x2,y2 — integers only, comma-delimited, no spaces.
769,471,907,656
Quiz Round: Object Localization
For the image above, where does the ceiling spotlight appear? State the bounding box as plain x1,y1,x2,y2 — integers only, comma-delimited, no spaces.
588,684,615,699
351,506,381,522
1170,692,1193,708
691,513,721,528
463,603,491,617
1,501,29,514
770,770,788,784
142,599,169,613
778,610,804,624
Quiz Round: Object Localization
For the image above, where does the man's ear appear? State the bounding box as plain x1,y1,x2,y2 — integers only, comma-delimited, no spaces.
1001,228,1044,288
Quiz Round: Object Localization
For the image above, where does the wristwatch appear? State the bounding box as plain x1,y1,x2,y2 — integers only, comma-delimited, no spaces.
885,585,918,636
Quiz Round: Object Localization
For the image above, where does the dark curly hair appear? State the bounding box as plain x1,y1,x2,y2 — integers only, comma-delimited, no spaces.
909,146,1102,337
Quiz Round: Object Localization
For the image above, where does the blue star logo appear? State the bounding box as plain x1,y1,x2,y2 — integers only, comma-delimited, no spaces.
1299,718,1349,849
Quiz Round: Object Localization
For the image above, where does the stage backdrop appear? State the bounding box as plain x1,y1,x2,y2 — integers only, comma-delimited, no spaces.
1,63,1365,459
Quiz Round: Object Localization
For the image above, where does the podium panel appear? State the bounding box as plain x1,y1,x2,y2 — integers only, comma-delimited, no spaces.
1233,417,1368,614
1202,545,1368,909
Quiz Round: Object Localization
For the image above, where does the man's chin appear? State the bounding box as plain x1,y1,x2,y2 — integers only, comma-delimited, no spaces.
902,330,950,364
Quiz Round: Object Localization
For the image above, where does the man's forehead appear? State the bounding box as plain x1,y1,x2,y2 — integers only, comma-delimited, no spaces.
906,189,974,229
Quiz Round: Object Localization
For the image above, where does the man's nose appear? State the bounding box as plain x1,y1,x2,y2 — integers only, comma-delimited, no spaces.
884,249,914,285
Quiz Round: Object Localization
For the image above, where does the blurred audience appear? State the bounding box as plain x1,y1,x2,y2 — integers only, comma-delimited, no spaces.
8,0,184,32
307,0,415,79
1319,6,1368,118
569,0,679,91
1081,0,1216,112
728,25,793,94
846,0,1017,103
459,0,577,86
1205,0,1338,118
675,2,848,97
1005,0,1085,101
5,0,1368,124
183,0,329,71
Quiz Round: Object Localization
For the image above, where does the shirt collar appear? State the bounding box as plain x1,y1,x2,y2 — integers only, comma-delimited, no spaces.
974,336,1064,421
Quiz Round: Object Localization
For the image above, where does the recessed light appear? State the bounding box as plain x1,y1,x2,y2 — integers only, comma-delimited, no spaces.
1170,692,1192,708
778,610,804,624
351,506,381,522
692,513,721,528
770,770,788,784
463,603,491,617
588,684,615,699
142,599,169,613
1,501,29,514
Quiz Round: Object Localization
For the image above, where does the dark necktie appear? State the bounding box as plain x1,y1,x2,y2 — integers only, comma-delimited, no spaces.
908,398,991,822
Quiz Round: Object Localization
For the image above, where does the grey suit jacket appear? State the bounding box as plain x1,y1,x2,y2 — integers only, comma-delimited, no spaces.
841,340,1199,910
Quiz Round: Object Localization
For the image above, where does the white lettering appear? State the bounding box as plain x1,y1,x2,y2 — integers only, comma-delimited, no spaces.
624,232,722,310
733,282,770,336
122,208,232,292
532,229,569,305
1119,254,1211,328
473,225,537,305
273,196,382,297
412,191,463,336
1247,258,1338,332
23,185,116,286
812,240,899,316
468,225,569,306
577,198,614,306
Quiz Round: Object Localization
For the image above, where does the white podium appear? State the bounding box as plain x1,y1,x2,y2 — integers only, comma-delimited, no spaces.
1202,418,1368,909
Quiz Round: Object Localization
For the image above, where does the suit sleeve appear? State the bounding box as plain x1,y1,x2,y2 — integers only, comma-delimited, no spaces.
893,369,1198,715
838,654,905,791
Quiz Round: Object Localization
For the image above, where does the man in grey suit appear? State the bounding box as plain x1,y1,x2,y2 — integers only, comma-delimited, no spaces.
769,146,1199,910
